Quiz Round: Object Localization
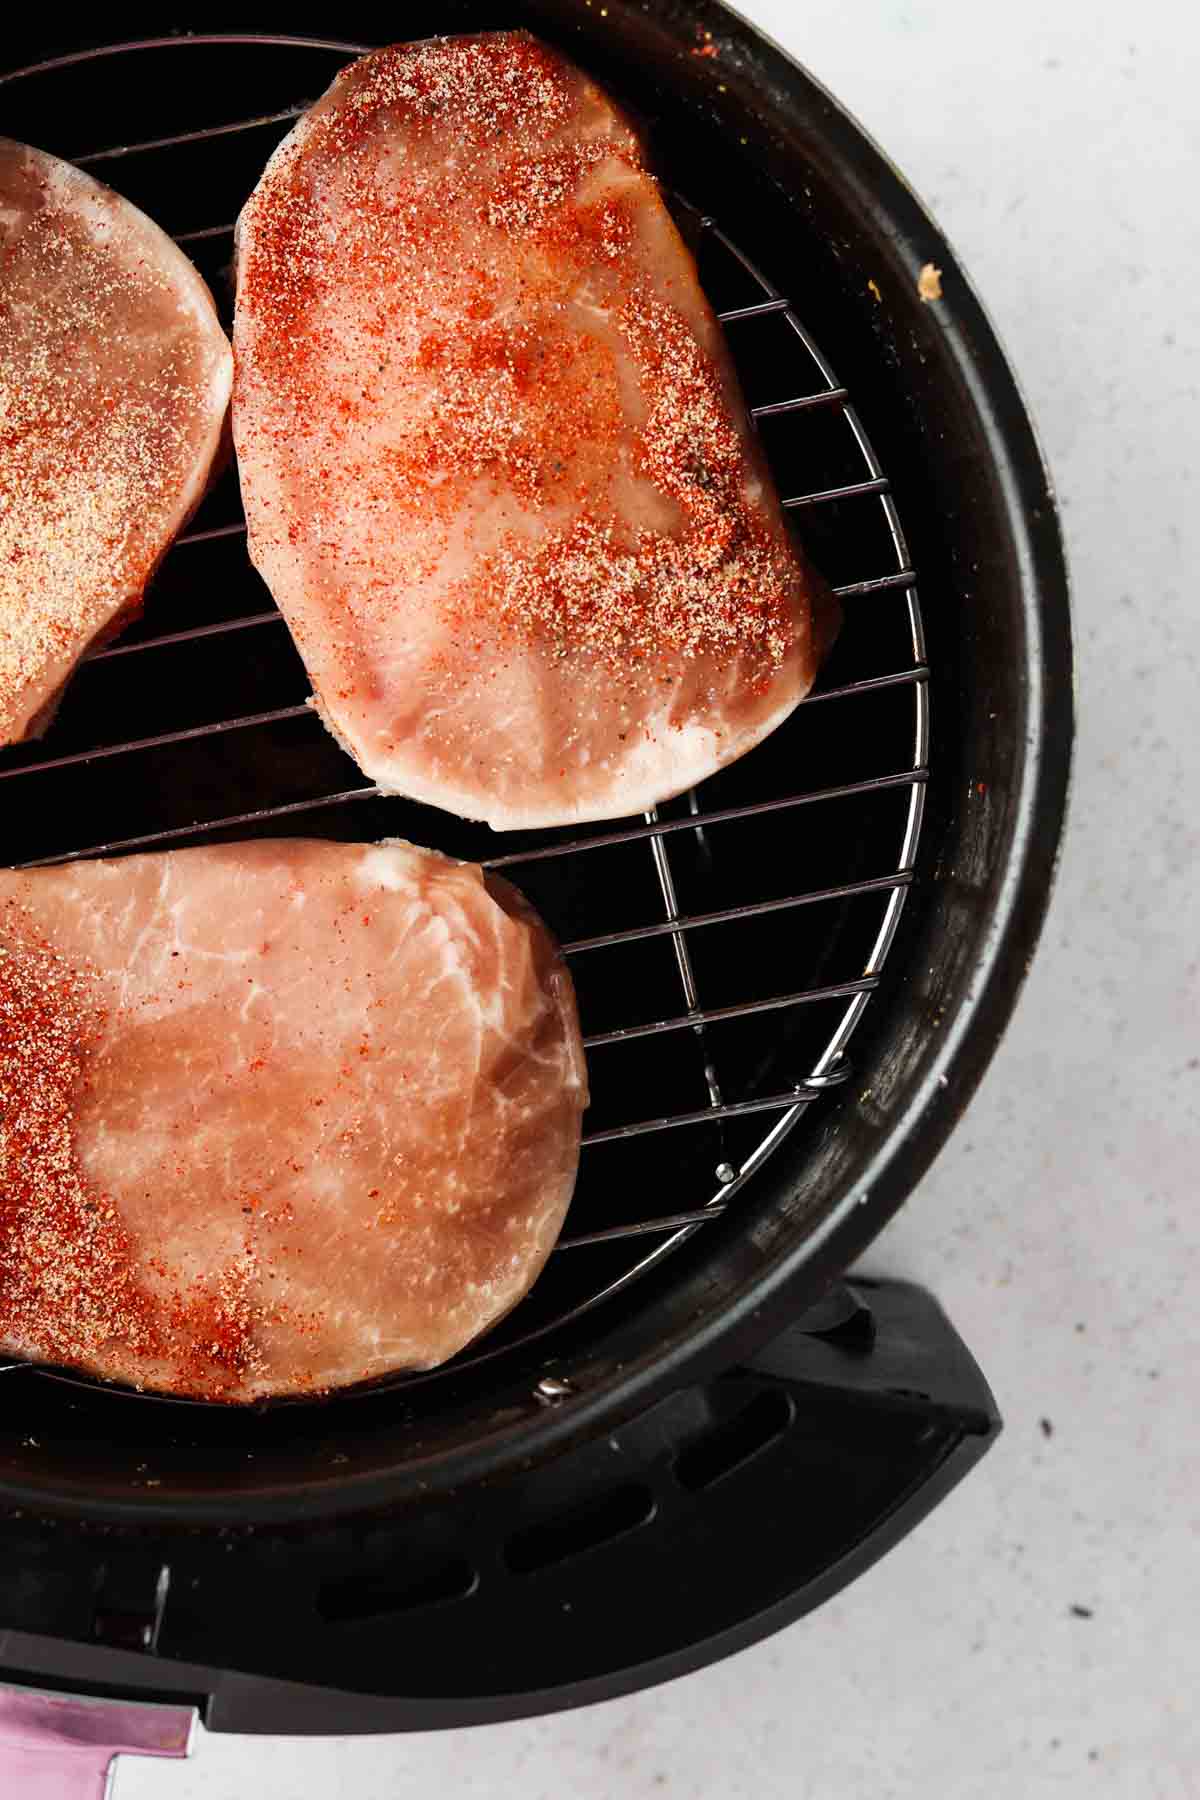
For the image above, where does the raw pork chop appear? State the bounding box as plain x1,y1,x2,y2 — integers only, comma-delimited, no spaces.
0,139,232,745
0,840,585,1401
233,32,828,831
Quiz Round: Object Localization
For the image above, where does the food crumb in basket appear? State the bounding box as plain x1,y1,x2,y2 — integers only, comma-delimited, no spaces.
918,262,944,302
867,278,883,303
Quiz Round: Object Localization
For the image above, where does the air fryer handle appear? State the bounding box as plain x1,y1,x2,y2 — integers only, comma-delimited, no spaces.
0,1282,1002,1734
507,1274,1004,1702
0,1686,193,1798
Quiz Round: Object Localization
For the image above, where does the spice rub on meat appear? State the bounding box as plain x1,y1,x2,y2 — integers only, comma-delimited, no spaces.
0,840,586,1401
0,139,232,745
233,32,829,830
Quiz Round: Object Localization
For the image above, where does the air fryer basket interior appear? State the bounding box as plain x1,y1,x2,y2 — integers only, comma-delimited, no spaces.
0,2,1071,1524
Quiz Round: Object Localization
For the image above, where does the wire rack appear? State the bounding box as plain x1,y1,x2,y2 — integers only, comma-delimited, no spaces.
0,36,929,1385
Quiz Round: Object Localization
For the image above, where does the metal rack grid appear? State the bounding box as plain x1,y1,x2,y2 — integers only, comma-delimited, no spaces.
0,35,929,1377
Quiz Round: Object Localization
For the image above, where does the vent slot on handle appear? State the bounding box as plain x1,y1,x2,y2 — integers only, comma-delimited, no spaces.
505,1483,657,1574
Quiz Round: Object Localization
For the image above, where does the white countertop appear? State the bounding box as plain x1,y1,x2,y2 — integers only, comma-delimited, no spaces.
120,4,1198,1795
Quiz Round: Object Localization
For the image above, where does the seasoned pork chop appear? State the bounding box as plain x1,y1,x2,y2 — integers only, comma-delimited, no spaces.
233,32,828,830
0,139,232,745
0,840,585,1400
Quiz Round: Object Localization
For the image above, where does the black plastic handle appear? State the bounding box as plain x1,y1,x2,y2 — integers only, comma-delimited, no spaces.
0,1280,999,1733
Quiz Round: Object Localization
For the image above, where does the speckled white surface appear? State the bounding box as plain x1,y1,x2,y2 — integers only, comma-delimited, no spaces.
117,4,1198,1795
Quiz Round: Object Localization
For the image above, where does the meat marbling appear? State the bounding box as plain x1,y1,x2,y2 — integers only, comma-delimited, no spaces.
233,31,829,831
0,840,586,1401
0,138,232,745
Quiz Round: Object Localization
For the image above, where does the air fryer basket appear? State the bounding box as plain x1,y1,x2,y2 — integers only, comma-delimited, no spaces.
0,0,1070,1544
